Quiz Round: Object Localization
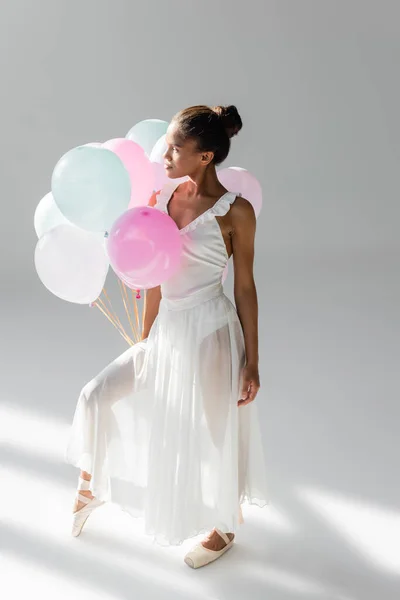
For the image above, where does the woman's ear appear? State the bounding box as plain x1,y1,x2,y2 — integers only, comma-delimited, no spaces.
200,151,214,166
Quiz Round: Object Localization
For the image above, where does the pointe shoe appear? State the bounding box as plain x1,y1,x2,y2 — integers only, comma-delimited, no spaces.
183,528,235,569
71,476,105,537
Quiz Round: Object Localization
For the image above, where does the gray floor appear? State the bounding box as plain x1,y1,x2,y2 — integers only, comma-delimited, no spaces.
1,250,399,600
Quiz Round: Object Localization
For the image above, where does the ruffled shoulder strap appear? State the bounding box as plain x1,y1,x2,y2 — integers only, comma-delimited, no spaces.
180,191,238,234
212,191,237,217
154,184,239,234
154,181,180,212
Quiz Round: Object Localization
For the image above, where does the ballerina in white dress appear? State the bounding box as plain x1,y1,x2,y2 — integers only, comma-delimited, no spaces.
65,104,269,568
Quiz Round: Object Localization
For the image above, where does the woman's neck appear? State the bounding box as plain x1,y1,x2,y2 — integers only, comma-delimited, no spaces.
184,166,226,200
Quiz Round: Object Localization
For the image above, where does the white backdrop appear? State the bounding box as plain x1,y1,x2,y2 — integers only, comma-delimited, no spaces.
0,2,399,599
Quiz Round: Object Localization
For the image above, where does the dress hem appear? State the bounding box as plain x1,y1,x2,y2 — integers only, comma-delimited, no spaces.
65,454,270,548
120,496,271,548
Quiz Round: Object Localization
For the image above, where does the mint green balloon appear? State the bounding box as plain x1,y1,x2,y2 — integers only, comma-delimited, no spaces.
125,119,169,156
51,146,131,232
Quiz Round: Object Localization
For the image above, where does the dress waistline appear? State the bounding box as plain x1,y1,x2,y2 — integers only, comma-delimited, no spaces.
160,283,224,311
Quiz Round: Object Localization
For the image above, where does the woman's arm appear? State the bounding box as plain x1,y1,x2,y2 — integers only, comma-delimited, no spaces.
140,191,162,341
231,197,260,405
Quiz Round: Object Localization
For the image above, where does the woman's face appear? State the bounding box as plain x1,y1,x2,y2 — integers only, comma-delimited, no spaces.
163,121,207,179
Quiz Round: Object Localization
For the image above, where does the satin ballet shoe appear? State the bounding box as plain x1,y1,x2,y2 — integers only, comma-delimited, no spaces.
71,476,105,537
183,528,235,569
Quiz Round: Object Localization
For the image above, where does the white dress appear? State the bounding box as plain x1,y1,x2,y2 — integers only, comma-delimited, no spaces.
65,180,269,546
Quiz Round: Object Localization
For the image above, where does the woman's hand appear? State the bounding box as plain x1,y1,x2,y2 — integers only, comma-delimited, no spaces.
238,364,260,406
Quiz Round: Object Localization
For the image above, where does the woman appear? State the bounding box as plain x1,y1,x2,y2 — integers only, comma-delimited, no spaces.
65,104,269,569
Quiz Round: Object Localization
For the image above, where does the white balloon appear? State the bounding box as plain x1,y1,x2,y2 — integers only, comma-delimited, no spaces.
34,191,72,239
149,134,167,164
35,224,109,304
149,134,188,192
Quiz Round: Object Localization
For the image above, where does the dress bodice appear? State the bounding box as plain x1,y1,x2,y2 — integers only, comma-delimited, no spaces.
154,181,236,301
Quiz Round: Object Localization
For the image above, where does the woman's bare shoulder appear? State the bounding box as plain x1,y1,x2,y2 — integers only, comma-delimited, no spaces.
231,195,256,221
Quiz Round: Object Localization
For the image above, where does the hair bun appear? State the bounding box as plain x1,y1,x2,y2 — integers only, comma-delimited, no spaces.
212,105,243,139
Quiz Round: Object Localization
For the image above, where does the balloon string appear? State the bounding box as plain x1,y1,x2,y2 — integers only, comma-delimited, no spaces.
93,301,133,346
124,282,140,344
126,285,141,344
118,280,139,342
141,289,147,337
96,296,133,345
94,294,120,330
101,287,131,341
131,290,141,339
96,293,122,333
94,299,129,344
98,289,134,345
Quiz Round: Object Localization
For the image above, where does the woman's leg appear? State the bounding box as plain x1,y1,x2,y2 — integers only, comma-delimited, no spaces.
69,342,148,513
198,324,235,550
73,470,93,513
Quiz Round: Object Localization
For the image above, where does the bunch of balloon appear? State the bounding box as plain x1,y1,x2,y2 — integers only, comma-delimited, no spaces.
34,119,184,346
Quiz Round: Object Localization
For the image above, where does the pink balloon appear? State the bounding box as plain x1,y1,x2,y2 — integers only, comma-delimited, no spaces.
218,167,262,217
102,138,155,208
106,206,183,289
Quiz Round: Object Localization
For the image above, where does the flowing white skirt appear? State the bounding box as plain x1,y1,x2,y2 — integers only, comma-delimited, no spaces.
65,282,269,546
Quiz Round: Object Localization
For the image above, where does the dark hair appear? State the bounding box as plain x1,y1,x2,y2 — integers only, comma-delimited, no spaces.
171,104,243,166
